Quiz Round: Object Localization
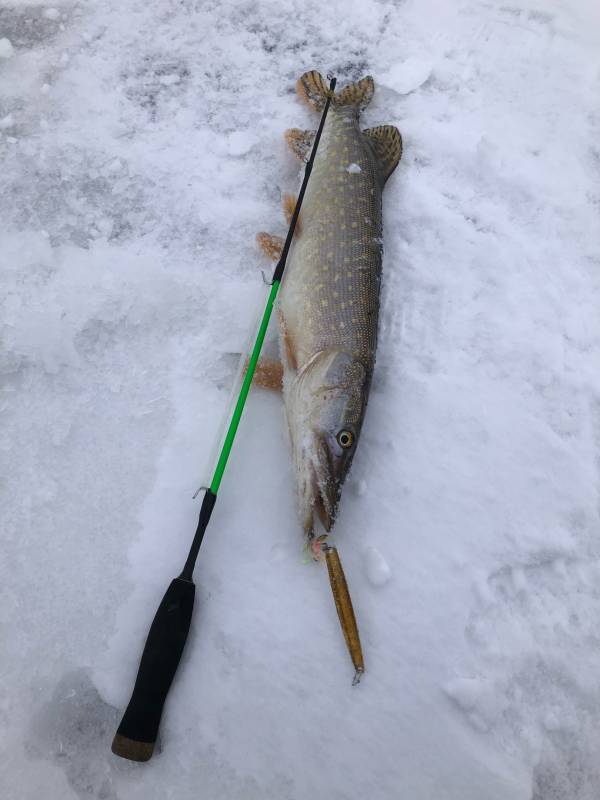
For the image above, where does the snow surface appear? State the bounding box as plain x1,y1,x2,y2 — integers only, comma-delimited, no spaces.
2,0,600,798
364,546,392,587
0,35,15,58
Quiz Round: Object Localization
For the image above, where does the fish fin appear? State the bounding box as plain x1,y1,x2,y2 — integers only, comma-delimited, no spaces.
297,70,374,112
256,231,284,261
251,357,283,391
296,70,331,112
277,308,298,371
363,125,402,183
285,128,316,161
283,331,298,371
283,193,302,235
334,76,374,110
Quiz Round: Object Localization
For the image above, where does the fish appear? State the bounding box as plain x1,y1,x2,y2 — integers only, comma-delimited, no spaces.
257,70,402,552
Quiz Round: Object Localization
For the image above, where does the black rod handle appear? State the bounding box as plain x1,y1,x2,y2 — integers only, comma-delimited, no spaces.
111,577,195,761
180,490,217,581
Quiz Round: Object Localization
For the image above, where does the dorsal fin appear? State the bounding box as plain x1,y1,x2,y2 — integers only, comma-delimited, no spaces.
363,125,402,183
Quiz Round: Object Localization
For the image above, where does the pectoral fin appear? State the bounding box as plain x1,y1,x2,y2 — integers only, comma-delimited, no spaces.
277,308,298,371
251,357,283,391
363,125,402,183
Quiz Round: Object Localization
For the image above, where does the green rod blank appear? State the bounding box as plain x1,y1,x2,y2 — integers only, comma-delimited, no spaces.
209,279,280,495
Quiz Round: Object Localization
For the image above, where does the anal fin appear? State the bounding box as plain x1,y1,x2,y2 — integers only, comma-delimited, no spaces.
363,125,402,183
285,128,316,161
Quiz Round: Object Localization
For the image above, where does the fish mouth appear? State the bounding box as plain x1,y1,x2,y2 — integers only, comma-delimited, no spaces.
309,434,342,534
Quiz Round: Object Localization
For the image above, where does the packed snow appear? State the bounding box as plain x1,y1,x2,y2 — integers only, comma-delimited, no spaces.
0,35,14,58
2,0,600,798
364,546,392,587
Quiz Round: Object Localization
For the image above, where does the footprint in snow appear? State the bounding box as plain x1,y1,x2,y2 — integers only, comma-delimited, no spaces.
449,553,600,798
25,669,132,800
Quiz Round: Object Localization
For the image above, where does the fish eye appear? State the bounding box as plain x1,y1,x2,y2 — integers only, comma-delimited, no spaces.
337,429,354,449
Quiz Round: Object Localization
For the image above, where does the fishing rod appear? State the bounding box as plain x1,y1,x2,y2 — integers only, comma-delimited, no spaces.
112,75,343,763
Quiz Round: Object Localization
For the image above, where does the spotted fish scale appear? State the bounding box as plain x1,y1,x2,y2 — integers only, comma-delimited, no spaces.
279,105,384,372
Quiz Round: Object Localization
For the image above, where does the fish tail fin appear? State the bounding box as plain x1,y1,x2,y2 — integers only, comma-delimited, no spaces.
334,75,374,110
297,70,375,112
296,70,331,111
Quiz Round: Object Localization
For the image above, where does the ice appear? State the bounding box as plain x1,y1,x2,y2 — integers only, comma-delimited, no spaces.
2,0,600,798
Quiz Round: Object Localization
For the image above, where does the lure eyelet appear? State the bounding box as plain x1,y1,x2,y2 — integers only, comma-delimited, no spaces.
337,430,354,449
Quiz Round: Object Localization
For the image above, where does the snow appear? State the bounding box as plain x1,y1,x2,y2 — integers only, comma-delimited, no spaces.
0,37,15,58
2,0,600,798
380,56,433,96
363,546,392,587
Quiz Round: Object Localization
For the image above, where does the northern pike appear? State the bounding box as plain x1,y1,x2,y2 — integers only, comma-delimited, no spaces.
258,70,402,554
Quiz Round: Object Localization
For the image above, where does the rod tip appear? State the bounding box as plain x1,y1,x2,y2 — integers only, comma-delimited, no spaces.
111,733,155,762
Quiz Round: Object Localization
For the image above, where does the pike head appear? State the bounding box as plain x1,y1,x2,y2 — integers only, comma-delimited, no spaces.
284,349,369,538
